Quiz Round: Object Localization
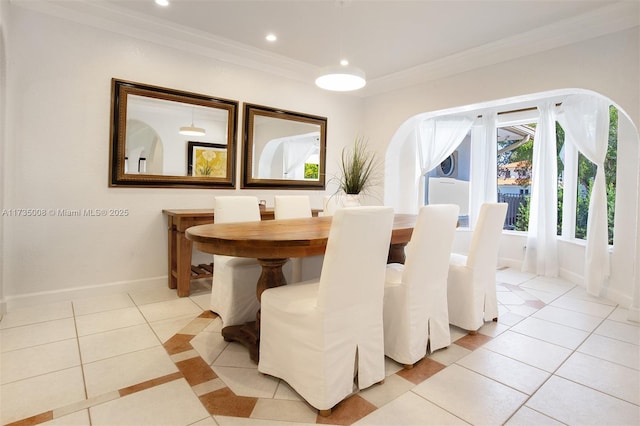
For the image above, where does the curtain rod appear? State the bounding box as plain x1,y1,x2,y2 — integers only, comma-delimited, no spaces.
477,103,562,118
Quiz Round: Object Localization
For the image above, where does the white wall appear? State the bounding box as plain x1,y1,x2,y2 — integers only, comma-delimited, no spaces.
363,28,639,163
0,0,8,315
1,5,363,307
363,28,640,306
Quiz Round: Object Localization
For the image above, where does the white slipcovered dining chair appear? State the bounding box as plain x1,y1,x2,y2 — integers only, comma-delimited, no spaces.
383,204,459,368
209,196,270,327
258,206,395,415
274,195,323,282
447,202,508,332
274,195,312,220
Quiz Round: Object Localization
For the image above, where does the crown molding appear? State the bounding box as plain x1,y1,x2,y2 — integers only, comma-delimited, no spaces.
361,1,639,97
12,0,639,98
11,0,317,84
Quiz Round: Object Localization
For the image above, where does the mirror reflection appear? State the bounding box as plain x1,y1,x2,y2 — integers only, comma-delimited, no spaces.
109,79,238,188
242,103,327,189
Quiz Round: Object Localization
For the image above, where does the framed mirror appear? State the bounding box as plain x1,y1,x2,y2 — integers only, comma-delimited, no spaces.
242,103,327,189
109,79,238,188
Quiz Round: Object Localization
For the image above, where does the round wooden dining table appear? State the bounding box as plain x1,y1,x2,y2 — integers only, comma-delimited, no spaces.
186,213,417,362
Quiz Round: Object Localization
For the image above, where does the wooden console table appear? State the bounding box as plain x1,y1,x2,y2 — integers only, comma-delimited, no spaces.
163,208,320,297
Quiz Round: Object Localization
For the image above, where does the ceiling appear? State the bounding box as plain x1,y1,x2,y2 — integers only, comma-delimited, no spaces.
15,0,639,96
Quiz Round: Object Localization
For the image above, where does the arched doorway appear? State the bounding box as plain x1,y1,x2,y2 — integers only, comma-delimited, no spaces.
384,88,640,316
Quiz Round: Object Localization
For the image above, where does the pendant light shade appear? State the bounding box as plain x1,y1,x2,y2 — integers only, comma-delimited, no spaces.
179,108,206,136
315,65,366,91
179,125,206,136
315,0,366,92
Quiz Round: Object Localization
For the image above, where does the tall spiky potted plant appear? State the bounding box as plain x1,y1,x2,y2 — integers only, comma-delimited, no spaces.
334,136,378,206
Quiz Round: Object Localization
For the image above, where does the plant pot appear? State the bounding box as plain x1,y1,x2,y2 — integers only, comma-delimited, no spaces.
342,193,361,207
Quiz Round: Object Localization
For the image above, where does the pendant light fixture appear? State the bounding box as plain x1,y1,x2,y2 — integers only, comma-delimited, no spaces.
315,0,366,92
179,107,206,136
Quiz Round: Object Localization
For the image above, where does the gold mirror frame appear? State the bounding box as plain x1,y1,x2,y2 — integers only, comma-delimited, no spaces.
241,103,327,189
109,79,238,188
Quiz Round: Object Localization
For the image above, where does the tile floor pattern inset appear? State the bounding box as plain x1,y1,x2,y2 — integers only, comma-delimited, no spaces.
0,268,639,425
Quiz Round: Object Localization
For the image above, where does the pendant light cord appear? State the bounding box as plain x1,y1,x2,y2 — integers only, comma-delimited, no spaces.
338,0,344,63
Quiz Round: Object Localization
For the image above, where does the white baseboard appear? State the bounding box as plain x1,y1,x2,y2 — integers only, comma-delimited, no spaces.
558,268,583,285
498,258,586,285
497,261,636,309
628,306,640,323
4,276,168,312
601,286,633,308
498,257,523,270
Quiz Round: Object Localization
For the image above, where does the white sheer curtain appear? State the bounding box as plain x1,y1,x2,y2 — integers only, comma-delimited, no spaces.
560,141,578,239
557,95,611,296
283,138,318,179
633,168,640,322
469,113,498,229
523,102,559,276
415,117,474,211
385,116,421,212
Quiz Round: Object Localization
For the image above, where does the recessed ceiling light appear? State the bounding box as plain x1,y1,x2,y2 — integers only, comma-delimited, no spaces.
266,33,277,42
155,0,169,7
340,59,349,66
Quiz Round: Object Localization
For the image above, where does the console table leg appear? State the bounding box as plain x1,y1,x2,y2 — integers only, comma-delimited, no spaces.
168,225,177,289
176,232,193,297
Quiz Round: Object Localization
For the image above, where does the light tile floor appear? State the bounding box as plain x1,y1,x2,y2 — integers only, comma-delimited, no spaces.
1,269,639,425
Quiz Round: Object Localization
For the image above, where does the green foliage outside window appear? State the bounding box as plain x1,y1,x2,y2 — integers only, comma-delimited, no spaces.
511,106,617,245
304,163,319,179
515,196,530,232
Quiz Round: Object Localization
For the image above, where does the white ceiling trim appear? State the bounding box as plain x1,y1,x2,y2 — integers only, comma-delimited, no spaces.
12,0,317,83
365,1,639,97
12,0,638,98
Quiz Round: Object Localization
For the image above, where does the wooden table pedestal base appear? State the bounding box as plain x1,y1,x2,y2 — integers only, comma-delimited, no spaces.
221,258,288,364
222,321,260,363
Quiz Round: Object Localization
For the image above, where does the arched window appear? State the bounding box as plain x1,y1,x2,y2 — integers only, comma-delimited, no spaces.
385,89,634,297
